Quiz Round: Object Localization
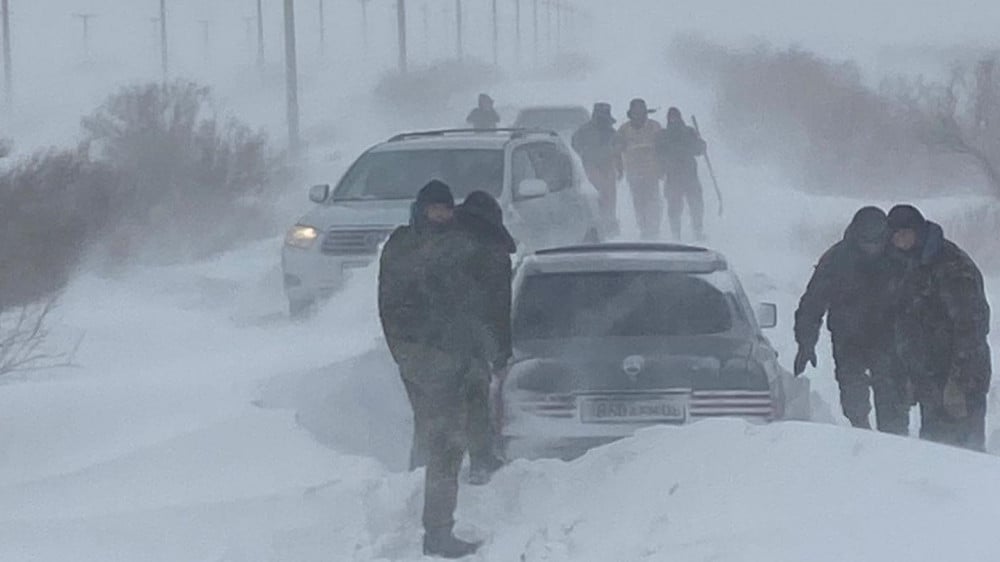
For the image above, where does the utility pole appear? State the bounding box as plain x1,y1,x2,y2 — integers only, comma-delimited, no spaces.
360,0,370,57
544,0,551,55
1,0,10,108
554,0,560,52
491,0,498,66
72,13,97,62
256,0,264,70
531,0,538,67
514,0,521,65
283,0,301,157
396,0,407,73
318,0,325,57
455,0,463,60
159,0,168,80
421,2,429,61
198,20,211,61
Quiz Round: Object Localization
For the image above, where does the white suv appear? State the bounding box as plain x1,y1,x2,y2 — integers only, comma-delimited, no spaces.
282,128,602,316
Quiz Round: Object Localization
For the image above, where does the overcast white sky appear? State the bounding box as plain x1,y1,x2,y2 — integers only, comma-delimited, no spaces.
3,0,999,145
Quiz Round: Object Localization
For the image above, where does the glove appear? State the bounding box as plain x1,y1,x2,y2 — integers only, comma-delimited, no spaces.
942,377,968,419
794,346,817,376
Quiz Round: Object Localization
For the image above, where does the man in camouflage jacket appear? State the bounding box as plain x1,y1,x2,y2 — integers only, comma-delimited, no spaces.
887,204,991,451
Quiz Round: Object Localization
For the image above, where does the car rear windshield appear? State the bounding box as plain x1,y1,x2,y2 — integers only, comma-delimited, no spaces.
513,271,733,339
514,108,590,132
332,149,504,201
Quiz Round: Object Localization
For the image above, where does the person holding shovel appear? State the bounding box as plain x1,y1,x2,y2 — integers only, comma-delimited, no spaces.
656,107,708,241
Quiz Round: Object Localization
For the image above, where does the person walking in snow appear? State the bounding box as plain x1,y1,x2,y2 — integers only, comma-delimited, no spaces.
614,98,663,240
794,206,911,433
656,107,707,241
887,205,991,451
455,191,516,486
466,93,501,130
378,180,492,558
572,102,623,236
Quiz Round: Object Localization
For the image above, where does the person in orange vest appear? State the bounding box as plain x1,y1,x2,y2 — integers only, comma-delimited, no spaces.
614,98,663,239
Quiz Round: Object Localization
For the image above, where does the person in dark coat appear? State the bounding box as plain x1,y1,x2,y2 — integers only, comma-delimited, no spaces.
794,206,911,433
377,180,485,558
571,103,623,235
887,204,991,451
466,93,501,130
656,107,707,241
455,191,516,485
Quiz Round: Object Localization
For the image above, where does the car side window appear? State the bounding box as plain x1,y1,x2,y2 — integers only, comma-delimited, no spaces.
531,144,573,192
512,145,542,199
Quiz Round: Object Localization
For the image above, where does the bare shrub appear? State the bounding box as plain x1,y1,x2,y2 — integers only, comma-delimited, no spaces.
0,299,79,378
82,80,281,263
0,148,118,306
668,36,981,196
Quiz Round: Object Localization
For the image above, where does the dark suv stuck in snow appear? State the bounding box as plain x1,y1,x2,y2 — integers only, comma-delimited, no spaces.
496,243,811,460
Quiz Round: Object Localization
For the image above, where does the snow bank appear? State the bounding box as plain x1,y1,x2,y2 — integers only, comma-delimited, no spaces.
256,419,1000,561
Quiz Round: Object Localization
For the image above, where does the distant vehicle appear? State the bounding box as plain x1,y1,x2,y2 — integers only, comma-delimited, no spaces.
281,128,602,316
512,105,591,140
496,243,811,460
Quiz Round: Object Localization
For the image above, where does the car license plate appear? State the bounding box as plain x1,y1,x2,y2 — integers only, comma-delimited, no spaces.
580,396,687,423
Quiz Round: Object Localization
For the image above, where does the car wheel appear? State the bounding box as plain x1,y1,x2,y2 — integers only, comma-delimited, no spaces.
288,297,316,319
582,227,601,244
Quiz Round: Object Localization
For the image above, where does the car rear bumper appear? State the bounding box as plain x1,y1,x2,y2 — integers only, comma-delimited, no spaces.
499,390,775,459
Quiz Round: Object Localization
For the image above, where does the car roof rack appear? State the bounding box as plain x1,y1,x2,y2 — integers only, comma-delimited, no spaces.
387,128,559,142
535,243,712,256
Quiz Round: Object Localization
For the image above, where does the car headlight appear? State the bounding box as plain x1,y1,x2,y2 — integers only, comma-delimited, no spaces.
285,225,320,248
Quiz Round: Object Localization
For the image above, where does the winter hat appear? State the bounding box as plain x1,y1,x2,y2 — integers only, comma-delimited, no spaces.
627,98,648,119
478,93,494,105
459,191,517,253
593,102,615,122
461,191,503,226
416,180,455,208
846,206,887,244
887,204,926,232
666,107,683,123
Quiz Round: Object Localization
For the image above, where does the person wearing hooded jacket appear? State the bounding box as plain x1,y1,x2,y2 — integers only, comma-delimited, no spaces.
377,180,487,558
455,191,516,485
466,93,501,130
887,204,991,451
614,98,663,239
656,108,707,241
572,103,623,235
794,206,911,433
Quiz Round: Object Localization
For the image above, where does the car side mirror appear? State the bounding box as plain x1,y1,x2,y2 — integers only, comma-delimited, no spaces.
756,303,777,329
309,184,330,203
517,178,548,200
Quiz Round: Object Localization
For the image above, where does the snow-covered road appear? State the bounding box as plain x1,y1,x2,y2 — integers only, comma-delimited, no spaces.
3,180,1000,561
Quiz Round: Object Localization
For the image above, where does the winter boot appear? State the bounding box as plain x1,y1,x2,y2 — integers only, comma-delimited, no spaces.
848,416,872,429
423,530,481,559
